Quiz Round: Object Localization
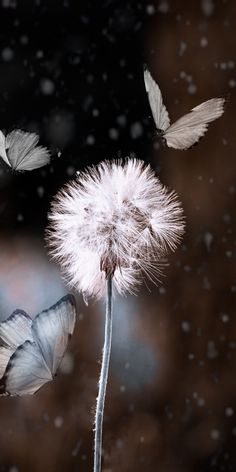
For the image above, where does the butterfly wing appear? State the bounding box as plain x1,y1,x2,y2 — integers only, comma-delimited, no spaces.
0,309,33,348
144,67,170,131
32,295,76,375
0,347,14,379
164,97,226,150
0,310,33,378
5,130,50,171
0,129,10,167
1,340,53,396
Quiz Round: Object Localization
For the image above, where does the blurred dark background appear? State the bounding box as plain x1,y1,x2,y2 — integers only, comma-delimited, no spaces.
0,0,235,471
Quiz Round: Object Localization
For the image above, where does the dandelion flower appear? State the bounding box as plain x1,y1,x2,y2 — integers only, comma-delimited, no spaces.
47,158,185,299
46,157,185,472
0,129,50,171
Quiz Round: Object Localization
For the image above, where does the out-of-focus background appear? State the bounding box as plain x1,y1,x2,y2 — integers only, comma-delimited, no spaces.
0,0,235,471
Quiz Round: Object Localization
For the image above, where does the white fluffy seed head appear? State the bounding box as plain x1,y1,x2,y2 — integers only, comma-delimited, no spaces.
46,159,185,299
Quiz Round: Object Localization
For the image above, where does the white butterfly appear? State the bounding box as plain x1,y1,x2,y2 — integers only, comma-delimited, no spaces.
0,295,76,396
144,67,226,150
0,129,50,171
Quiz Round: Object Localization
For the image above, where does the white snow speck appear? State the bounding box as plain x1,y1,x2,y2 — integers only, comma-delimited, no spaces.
37,186,45,198
146,4,155,15
186,75,192,84
2,0,17,8
92,108,99,117
87,74,94,84
20,35,29,45
207,341,218,359
17,213,24,222
204,232,213,251
179,41,187,56
54,416,64,428
221,313,230,323
40,78,55,95
228,185,235,194
229,79,236,88
116,438,124,449
86,135,95,145
109,128,119,140
159,286,166,295
36,50,44,59
119,58,126,67
201,0,215,17
223,213,231,224
1,47,14,61
200,37,208,47
211,428,220,440
158,0,169,13
225,407,234,417
66,166,75,176
72,439,82,457
198,397,205,407
116,115,127,127
188,83,197,95
130,122,143,139
181,321,191,333
203,276,211,290
220,62,227,70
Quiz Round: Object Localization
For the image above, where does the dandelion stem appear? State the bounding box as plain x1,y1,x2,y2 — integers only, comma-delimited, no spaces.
94,275,113,472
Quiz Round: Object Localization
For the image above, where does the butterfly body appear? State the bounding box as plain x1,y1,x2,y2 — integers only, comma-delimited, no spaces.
144,67,226,150
156,128,167,146
0,295,76,396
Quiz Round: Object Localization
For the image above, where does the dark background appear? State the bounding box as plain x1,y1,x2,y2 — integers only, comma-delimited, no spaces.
0,0,235,471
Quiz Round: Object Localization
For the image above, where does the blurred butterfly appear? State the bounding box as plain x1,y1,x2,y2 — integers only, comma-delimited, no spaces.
0,129,50,171
0,295,76,396
144,67,226,150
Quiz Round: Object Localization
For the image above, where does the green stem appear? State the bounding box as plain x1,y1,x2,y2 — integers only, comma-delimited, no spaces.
93,276,113,472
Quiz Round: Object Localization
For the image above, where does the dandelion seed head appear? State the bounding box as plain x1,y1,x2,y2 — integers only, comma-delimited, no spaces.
47,159,185,299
